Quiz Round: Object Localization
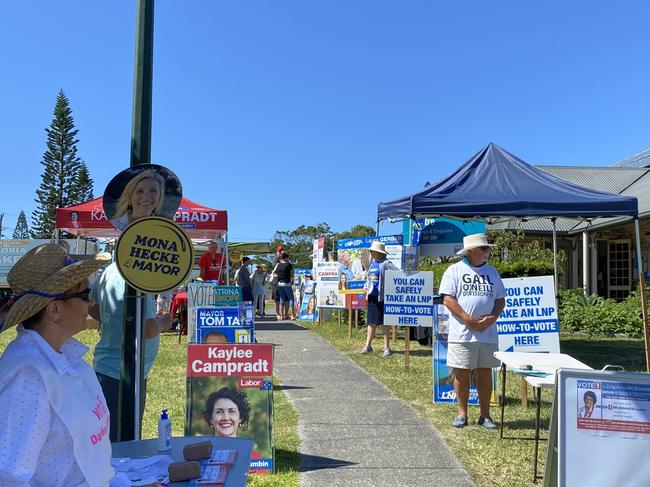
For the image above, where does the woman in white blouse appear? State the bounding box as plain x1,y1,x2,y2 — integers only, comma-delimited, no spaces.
0,244,113,487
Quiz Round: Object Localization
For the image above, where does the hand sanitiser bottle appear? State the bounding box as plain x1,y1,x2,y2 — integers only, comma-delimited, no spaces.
158,409,172,451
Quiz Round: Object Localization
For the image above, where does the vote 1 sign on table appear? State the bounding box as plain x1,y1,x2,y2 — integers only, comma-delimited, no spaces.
115,216,194,293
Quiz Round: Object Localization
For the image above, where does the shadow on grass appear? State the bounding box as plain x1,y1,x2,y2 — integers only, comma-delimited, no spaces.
273,447,301,472
257,322,308,331
500,417,551,431
299,453,358,472
391,349,432,357
501,395,553,408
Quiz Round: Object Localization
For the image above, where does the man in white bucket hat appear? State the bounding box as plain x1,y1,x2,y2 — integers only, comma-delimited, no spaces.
439,233,506,429
361,240,398,357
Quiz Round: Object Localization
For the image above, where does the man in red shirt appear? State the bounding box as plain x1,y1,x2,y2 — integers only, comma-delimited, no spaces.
199,240,225,283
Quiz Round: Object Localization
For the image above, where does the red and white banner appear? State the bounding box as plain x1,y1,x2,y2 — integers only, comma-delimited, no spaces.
187,344,273,377
312,236,325,265
56,196,227,239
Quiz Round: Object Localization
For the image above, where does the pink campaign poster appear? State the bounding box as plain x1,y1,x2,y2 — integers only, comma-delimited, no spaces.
186,344,274,473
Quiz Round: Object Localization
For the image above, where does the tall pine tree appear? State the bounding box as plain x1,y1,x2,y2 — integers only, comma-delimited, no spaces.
12,211,30,239
32,90,83,238
70,160,94,203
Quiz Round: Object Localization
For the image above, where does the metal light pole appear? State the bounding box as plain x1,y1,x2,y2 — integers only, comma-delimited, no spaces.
118,0,155,441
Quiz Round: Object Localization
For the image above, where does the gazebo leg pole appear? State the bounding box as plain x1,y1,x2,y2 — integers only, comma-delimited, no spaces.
552,218,558,297
582,231,589,293
225,232,230,286
634,218,650,373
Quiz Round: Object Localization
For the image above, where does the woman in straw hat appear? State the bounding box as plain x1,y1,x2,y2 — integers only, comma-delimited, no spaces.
0,244,114,486
361,241,398,357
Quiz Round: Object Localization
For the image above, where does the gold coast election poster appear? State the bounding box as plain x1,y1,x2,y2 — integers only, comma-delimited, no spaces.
186,344,274,473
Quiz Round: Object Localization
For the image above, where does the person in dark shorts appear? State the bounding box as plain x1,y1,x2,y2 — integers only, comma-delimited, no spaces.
271,246,284,319
274,251,295,320
361,241,397,357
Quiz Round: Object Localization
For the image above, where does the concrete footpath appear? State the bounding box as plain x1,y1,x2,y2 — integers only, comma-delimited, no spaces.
255,320,475,487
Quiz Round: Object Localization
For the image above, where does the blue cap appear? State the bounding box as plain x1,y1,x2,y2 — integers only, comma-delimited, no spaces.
161,409,168,419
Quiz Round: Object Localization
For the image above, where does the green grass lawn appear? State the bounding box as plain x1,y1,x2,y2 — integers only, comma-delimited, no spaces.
306,319,647,487
3,317,645,486
0,327,300,487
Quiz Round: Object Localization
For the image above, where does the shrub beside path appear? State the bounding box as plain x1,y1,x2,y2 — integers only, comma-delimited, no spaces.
255,320,475,487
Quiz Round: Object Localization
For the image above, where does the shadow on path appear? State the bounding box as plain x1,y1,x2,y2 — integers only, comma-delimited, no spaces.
255,322,476,486
299,453,358,472
256,322,307,331
275,384,313,391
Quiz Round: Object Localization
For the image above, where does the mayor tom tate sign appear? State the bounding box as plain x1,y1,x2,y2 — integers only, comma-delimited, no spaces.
115,216,193,293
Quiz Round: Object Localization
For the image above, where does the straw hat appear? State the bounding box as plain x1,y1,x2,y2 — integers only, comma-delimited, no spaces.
456,233,495,256
368,241,388,255
2,244,111,331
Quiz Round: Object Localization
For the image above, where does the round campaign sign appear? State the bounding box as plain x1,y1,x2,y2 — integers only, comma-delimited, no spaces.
103,164,182,231
115,216,194,293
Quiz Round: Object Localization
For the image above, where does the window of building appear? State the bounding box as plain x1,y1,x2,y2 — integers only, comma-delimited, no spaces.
608,240,630,301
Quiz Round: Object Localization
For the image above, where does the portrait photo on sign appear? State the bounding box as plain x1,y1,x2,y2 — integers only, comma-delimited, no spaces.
187,376,273,461
103,164,182,230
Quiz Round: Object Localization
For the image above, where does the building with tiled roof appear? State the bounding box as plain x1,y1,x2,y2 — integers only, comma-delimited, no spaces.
610,147,650,169
490,149,650,299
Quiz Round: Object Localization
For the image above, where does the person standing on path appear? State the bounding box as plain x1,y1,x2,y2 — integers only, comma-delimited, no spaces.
275,251,296,320
236,257,254,303
252,265,267,317
439,233,506,430
361,241,398,357
271,246,284,319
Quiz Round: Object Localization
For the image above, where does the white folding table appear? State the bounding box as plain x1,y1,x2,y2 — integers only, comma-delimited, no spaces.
493,352,592,483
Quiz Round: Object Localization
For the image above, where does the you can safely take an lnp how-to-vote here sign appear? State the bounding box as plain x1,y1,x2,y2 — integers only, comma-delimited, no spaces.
495,275,559,353
383,270,434,327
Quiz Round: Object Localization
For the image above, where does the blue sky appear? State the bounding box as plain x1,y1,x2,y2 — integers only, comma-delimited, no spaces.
1,1,649,241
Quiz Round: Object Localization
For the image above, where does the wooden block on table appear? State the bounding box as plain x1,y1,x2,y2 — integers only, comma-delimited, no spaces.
168,461,201,482
183,440,213,461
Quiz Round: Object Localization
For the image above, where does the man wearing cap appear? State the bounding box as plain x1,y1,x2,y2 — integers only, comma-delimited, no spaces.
439,233,506,429
199,240,225,284
362,241,398,357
